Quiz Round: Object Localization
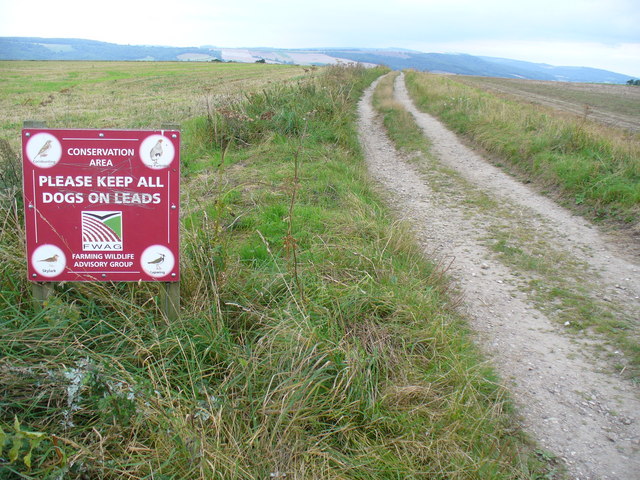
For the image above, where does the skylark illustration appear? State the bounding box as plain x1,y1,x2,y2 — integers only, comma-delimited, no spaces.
38,254,59,263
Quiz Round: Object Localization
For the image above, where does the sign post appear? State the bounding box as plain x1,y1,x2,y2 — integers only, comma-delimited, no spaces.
22,125,180,319
23,121,52,310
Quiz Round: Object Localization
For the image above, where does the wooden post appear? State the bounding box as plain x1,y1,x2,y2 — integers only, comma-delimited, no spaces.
25,120,55,311
161,123,181,132
32,283,55,311
24,120,47,129
160,282,180,321
159,123,180,321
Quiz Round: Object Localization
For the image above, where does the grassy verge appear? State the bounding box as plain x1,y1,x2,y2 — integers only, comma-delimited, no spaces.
404,71,640,228
371,72,430,154
1,64,555,478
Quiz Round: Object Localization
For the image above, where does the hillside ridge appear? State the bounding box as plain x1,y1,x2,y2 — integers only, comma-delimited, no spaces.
1,36,635,83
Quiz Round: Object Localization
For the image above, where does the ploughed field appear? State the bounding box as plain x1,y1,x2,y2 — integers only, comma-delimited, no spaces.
457,75,640,133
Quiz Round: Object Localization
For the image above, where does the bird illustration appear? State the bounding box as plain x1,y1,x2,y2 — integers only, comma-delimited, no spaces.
38,254,59,263
34,140,52,160
149,139,163,165
147,253,165,270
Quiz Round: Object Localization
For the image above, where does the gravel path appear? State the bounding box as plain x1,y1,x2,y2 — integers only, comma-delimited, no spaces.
358,74,640,480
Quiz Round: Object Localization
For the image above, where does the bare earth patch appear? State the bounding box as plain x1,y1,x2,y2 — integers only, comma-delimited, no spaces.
358,74,640,480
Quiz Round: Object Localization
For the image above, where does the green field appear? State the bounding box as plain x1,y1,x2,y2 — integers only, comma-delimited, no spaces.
0,62,559,479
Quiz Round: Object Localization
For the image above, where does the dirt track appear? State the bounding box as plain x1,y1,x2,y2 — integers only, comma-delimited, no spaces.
358,73,640,480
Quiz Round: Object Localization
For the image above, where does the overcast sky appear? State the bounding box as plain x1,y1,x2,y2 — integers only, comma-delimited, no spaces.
1,0,639,76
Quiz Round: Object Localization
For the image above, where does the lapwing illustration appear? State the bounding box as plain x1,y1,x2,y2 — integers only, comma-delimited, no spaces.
147,253,165,270
34,140,52,160
38,254,59,263
149,139,163,166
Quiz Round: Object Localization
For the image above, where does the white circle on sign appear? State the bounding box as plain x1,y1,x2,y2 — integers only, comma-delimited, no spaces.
140,134,175,169
141,245,175,277
26,133,62,168
32,244,66,278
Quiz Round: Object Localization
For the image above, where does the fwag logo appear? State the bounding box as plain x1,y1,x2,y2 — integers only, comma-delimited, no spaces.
82,211,123,251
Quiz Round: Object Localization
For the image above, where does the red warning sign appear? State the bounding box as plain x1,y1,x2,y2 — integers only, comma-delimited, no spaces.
22,128,180,282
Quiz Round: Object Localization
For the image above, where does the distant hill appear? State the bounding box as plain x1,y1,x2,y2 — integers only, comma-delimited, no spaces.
0,37,634,84
0,37,222,61
315,49,632,83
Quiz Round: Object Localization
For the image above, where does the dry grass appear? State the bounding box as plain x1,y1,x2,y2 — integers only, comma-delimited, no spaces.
0,61,306,149
456,75,640,133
